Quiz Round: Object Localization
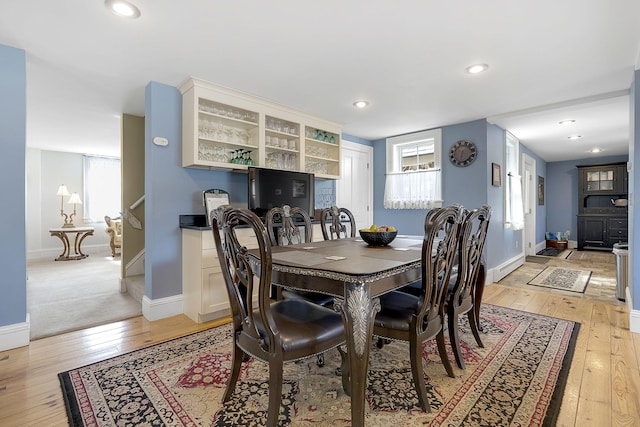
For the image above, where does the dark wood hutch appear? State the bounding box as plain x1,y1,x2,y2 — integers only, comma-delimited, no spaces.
577,162,628,250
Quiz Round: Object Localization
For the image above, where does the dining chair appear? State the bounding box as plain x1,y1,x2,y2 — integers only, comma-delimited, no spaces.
372,205,463,413
445,205,492,370
211,206,348,427
266,205,334,367
319,206,356,240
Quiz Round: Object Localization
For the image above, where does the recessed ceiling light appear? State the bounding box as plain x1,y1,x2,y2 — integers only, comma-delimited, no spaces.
590,148,602,153
558,119,575,125
465,64,489,74
105,0,141,18
568,135,582,140
352,100,369,109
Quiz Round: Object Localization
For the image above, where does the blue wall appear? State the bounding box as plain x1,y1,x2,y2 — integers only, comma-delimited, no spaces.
546,154,628,241
0,45,27,328
371,119,522,272
142,82,341,300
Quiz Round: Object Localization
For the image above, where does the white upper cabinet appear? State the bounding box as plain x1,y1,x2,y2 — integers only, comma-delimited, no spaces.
180,78,341,179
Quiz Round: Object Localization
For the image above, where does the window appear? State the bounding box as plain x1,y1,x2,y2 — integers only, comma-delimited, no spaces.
505,132,524,230
384,129,442,209
83,155,121,222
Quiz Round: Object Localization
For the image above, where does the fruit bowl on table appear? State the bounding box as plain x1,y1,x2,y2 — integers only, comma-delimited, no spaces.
359,230,398,246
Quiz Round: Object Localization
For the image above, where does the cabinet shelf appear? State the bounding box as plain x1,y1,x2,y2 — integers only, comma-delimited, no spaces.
181,78,341,177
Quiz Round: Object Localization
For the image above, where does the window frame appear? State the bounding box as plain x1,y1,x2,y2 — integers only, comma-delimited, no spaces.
384,129,443,209
504,131,520,229
386,129,442,174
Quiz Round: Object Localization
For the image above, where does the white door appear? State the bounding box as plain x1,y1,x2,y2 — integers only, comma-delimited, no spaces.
522,153,537,256
336,140,373,230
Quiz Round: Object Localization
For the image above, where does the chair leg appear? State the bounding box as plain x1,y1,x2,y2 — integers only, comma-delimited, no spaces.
267,359,284,427
467,308,484,348
222,344,245,402
409,337,431,412
448,309,465,370
436,330,455,378
316,353,325,367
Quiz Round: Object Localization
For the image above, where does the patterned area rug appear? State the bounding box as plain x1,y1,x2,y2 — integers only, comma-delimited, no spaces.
59,305,579,427
528,266,592,293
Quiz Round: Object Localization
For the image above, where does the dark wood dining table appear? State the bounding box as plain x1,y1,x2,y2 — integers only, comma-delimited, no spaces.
264,235,424,427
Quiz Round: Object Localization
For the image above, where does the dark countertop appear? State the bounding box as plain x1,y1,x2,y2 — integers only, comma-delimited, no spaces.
180,213,324,230
180,214,210,230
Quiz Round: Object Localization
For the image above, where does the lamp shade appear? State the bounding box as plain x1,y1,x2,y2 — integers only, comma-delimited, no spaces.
57,184,70,197
68,192,83,205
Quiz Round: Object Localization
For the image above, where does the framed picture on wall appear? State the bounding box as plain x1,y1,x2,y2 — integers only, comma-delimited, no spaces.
538,176,545,205
492,163,501,187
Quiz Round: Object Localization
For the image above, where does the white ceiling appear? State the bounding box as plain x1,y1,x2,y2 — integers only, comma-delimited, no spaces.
2,1,639,162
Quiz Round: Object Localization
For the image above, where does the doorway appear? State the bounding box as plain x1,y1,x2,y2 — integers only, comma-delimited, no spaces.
336,139,373,229
522,153,537,255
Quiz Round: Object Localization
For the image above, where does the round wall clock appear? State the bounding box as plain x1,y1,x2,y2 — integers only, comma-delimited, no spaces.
449,140,477,167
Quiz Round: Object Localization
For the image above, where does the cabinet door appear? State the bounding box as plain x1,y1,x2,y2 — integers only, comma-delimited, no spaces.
578,217,607,249
582,166,624,193
201,265,228,316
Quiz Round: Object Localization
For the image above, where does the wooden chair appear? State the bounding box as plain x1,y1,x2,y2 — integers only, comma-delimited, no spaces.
319,206,356,240
266,205,334,367
445,205,491,370
372,205,463,412
211,206,348,427
265,204,313,247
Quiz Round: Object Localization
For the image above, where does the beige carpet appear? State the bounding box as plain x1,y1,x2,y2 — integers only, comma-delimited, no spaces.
27,249,142,340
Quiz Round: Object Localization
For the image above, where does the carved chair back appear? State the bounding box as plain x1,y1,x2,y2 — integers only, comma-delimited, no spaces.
320,206,356,240
265,205,312,246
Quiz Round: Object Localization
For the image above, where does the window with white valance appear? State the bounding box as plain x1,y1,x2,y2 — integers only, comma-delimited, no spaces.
505,132,524,230
384,129,442,209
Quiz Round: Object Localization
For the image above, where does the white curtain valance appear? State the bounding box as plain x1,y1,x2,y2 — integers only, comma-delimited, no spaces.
383,170,442,209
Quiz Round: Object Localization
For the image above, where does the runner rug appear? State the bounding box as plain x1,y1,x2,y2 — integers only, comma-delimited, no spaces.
528,266,592,293
59,304,579,427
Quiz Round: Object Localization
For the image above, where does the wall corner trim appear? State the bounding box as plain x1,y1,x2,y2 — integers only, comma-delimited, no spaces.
142,294,183,321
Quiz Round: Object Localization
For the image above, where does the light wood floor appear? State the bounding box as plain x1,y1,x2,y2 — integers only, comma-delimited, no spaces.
1,252,639,426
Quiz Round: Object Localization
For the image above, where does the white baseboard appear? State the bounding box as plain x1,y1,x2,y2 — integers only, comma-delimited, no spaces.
626,288,640,333
488,253,526,283
0,314,30,351
142,294,183,321
535,241,546,253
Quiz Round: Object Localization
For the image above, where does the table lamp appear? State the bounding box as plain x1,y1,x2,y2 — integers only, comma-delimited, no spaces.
57,184,71,227
66,192,83,228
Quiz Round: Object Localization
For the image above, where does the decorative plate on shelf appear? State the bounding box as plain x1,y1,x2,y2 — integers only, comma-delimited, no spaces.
449,140,477,167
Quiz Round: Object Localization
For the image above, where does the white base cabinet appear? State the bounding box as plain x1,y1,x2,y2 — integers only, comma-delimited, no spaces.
183,223,323,323
182,227,257,323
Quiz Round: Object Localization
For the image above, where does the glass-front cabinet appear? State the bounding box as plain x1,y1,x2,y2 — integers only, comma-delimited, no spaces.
180,78,341,179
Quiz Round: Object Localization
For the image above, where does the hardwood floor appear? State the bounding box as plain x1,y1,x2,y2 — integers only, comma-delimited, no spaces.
1,251,638,426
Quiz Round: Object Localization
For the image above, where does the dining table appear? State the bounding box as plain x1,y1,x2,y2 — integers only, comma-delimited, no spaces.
264,235,425,427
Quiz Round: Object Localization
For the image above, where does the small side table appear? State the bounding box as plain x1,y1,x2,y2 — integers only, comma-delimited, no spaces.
49,227,95,261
